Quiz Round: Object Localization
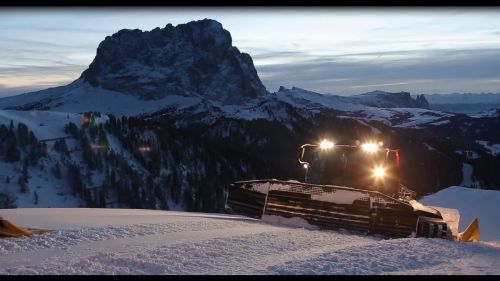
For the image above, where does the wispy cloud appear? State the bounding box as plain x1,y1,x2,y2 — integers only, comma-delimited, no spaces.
349,82,412,89
0,36,95,50
1,9,500,97
255,47,500,94
5,26,115,34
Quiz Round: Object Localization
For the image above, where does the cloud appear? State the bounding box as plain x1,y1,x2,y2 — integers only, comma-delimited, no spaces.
6,26,114,34
0,84,53,98
255,47,500,94
2,42,500,97
250,50,308,60
0,36,95,50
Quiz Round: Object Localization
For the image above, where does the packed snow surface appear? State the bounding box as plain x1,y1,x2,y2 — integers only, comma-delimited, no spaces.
1,205,500,275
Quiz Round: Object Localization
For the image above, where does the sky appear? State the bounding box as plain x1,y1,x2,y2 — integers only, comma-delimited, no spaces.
1,7,500,98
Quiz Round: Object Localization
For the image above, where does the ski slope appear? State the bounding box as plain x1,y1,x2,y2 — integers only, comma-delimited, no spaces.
1,205,500,275
0,110,82,141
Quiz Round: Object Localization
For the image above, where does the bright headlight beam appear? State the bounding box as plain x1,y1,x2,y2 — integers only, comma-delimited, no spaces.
374,167,385,178
319,139,334,150
362,142,379,153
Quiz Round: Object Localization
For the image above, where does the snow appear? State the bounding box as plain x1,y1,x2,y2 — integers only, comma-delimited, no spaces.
0,80,202,117
421,186,500,241
455,150,480,160
1,206,499,275
355,119,381,135
0,82,461,132
476,140,500,156
390,108,452,128
431,207,460,237
311,189,366,205
408,200,440,217
0,110,81,141
423,143,437,151
261,214,319,230
0,158,85,208
106,134,149,175
0,109,87,208
275,87,366,112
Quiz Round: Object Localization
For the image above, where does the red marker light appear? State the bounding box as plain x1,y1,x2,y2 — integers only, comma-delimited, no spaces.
138,146,151,153
90,143,102,149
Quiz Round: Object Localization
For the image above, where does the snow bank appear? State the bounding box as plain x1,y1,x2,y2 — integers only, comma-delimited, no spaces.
1,208,500,275
261,214,319,230
421,186,500,241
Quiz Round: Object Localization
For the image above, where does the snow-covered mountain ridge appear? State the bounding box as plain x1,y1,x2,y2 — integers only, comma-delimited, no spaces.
0,19,450,130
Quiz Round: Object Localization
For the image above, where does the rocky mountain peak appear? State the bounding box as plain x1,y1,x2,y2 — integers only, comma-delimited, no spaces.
415,94,430,109
354,90,430,109
80,19,268,104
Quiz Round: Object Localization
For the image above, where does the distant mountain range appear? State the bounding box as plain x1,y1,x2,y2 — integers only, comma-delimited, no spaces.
418,93,500,114
424,93,500,104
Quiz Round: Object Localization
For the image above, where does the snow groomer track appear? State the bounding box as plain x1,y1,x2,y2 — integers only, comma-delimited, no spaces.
226,179,450,239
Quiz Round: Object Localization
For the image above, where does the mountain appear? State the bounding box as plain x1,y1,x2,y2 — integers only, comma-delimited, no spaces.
1,19,500,212
80,19,267,104
350,90,430,109
425,93,500,104
424,93,500,114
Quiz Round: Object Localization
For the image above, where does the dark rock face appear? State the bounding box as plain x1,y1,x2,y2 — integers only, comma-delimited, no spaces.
80,19,268,104
354,91,430,109
415,94,430,109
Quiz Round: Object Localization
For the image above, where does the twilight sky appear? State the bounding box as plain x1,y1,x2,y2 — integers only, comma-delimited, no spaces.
1,7,500,97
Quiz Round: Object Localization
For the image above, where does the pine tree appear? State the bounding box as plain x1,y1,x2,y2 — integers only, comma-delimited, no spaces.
18,174,28,193
4,132,20,163
33,190,39,205
52,163,62,179
64,122,79,136
28,145,39,166
99,189,106,207
17,159,30,193
17,123,29,148
0,192,17,208
110,169,117,188
86,169,93,186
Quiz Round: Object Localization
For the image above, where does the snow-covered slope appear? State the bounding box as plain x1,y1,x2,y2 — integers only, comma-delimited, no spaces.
0,80,203,117
0,208,499,275
0,110,110,208
421,186,500,241
273,87,453,129
0,109,81,140
0,82,454,129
